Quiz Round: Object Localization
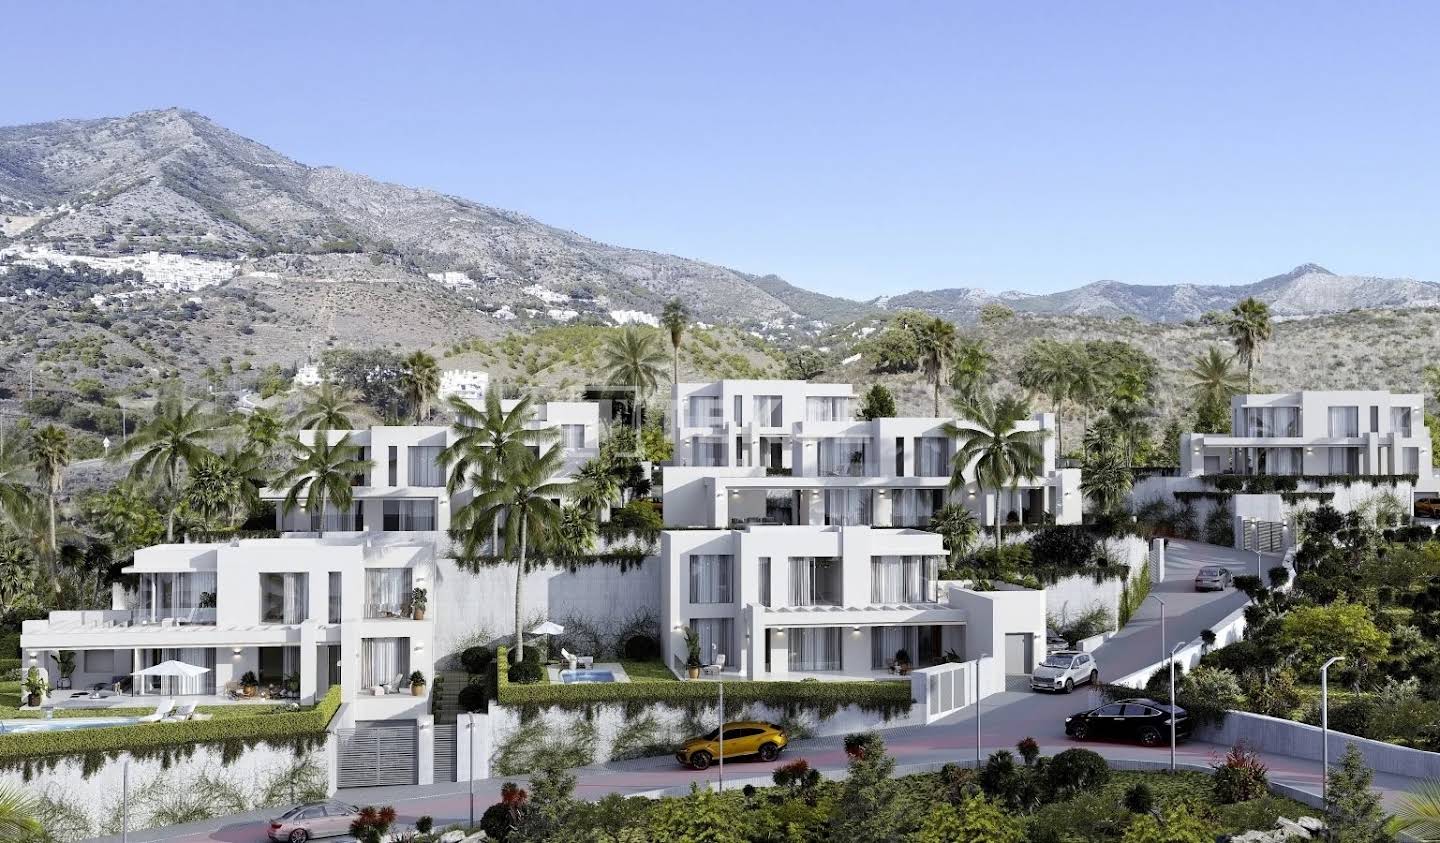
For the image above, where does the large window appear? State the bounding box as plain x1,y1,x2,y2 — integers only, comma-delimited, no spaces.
382,500,436,531
1242,406,1300,437
1404,447,1421,475
328,572,342,623
361,637,409,688
365,568,413,618
823,489,872,526
871,556,938,603
690,438,726,467
805,397,850,422
789,557,842,606
688,554,734,604
559,424,586,449
818,438,870,476
138,571,217,624
759,557,771,607
914,437,950,477
891,488,943,528
407,446,444,487
754,396,784,427
787,627,842,672
1393,407,1415,437
1328,447,1361,474
138,648,215,695
1328,407,1360,438
688,396,723,427
691,618,733,666
259,573,309,624
85,650,117,674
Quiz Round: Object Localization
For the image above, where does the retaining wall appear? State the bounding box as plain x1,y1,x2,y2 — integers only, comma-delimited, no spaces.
1198,711,1440,780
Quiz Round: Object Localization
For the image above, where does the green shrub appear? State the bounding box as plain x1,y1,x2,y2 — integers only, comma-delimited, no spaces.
461,646,492,677
1123,782,1155,814
508,660,544,685
1211,744,1269,804
1042,748,1110,801
458,684,488,714
1027,526,1099,568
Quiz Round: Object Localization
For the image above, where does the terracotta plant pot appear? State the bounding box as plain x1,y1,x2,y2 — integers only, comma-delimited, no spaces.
687,666,700,680
26,694,39,708
243,686,256,698
411,683,426,697
413,609,426,621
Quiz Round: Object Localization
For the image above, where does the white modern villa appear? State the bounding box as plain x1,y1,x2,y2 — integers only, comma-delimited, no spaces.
659,379,1065,687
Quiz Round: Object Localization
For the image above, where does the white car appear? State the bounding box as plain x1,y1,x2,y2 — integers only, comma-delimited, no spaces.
1030,650,1099,693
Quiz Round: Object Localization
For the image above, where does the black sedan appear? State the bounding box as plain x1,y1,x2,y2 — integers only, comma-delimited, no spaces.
1064,698,1191,746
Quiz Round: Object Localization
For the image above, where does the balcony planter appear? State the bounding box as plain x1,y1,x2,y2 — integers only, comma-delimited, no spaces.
410,671,427,697
411,587,428,621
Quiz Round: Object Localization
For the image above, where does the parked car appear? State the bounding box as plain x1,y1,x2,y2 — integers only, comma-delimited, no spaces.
1031,650,1098,693
1064,698,1192,746
1194,566,1233,591
268,801,361,842
1045,629,1070,652
675,720,788,770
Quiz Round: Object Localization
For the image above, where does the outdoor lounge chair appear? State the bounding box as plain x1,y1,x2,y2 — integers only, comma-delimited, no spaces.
703,654,726,676
138,700,176,723
561,648,593,671
164,702,197,722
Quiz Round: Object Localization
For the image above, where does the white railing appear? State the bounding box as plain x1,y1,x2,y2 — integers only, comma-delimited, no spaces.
911,660,975,724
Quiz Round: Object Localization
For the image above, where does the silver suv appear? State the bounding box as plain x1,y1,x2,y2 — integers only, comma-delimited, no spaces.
1031,650,1098,693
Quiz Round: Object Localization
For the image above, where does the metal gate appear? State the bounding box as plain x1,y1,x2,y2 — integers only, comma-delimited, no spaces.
433,724,457,783
337,723,418,788
1243,520,1285,553
1004,633,1033,691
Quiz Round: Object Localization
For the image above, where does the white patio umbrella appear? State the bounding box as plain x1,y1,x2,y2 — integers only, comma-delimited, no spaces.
529,621,565,661
132,660,210,696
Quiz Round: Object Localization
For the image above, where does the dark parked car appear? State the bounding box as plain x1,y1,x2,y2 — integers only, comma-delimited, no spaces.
1194,566,1233,591
1065,698,1191,746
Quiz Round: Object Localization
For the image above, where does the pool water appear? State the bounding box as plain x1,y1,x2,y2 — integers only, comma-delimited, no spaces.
560,670,616,684
0,717,140,734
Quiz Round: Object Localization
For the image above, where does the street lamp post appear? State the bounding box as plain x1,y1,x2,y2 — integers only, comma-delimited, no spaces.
1168,642,1184,772
717,675,725,792
122,759,130,843
467,716,475,828
1321,656,1346,803
975,652,989,767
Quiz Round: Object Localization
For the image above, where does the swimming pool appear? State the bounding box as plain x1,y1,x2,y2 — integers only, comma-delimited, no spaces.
559,669,617,684
0,716,140,734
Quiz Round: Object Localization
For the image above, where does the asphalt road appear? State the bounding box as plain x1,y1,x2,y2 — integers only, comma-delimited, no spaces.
102,541,1421,843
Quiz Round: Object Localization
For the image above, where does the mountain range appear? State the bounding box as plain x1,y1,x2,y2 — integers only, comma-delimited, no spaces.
3,108,1440,328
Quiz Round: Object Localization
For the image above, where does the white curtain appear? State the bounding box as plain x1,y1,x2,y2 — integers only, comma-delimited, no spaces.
1270,448,1301,475
361,637,408,688
806,397,849,422
689,396,722,426
383,500,437,530
871,627,920,670
691,439,725,467
407,446,445,486
261,573,309,624
790,557,840,606
365,569,412,617
823,489,871,525
1329,407,1359,437
560,425,586,449
140,648,215,696
818,438,869,476
788,628,842,671
915,437,948,476
688,555,733,604
871,556,937,604
1393,408,1414,437
759,557,771,607
754,396,783,426
691,619,732,665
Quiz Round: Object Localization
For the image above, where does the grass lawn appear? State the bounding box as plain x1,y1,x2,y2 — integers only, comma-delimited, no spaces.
0,680,309,720
619,659,680,683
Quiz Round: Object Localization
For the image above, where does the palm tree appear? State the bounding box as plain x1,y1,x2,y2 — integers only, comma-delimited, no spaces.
601,327,667,433
1186,346,1246,431
452,444,568,661
1017,340,1075,453
1227,297,1273,392
550,504,598,560
1080,442,1133,516
438,393,556,553
660,299,689,387
0,783,42,843
185,447,267,533
275,434,373,538
946,394,1048,551
0,442,33,533
572,454,622,519
119,397,230,542
1393,779,1440,841
31,425,71,555
929,503,979,566
244,407,285,455
402,351,441,423
949,337,994,408
291,381,370,431
918,317,958,417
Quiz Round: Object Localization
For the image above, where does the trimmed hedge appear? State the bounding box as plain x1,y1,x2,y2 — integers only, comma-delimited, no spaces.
0,684,342,764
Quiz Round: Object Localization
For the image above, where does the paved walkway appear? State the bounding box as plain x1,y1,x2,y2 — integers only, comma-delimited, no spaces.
99,542,1422,843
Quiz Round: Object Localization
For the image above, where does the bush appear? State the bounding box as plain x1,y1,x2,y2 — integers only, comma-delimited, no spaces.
461,646,492,677
480,802,516,842
508,660,544,685
1028,526,1099,568
1212,744,1269,804
622,633,660,661
1123,782,1155,814
1042,748,1110,800
458,684,489,714
1017,736,1040,766
415,816,433,834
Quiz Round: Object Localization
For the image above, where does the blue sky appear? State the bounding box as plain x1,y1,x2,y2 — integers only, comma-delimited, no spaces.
5,2,1439,297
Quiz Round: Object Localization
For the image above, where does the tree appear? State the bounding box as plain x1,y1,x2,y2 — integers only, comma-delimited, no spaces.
1017,340,1074,453
439,393,555,554
548,505,597,559
660,299,689,387
1324,744,1387,842
1277,601,1390,675
600,327,667,433
918,316,958,416
912,796,1023,843
930,503,979,565
1186,346,1244,432
1081,441,1133,516
291,381,370,431
243,407,285,456
31,425,71,556
118,396,230,542
644,784,745,843
1227,297,1273,392
1392,777,1440,842
452,444,567,662
857,384,897,420
185,446,266,533
949,337,994,407
0,783,42,843
946,395,1048,551
784,348,827,380
832,732,903,843
0,442,33,534
401,351,441,423
275,434,373,538
572,454,622,519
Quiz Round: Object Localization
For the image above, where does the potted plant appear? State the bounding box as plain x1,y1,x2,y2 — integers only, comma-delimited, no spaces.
283,673,301,697
240,670,259,697
684,627,703,679
411,587,428,621
22,667,48,707
50,651,77,690
894,648,912,675
409,670,427,697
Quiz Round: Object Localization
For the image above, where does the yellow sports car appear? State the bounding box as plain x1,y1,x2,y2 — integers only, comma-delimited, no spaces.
675,720,788,770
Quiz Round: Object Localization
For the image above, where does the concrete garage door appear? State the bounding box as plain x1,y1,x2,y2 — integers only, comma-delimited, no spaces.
337,722,418,788
1004,633,1034,691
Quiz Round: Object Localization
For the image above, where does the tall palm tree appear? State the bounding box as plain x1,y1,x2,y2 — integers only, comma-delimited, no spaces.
949,337,994,408
572,454,622,519
1187,345,1245,407
244,407,285,455
660,299,689,387
1227,297,1273,392
291,381,370,431
452,444,568,661
601,327,667,433
929,503,979,566
275,434,373,538
119,397,230,542
402,351,441,423
185,447,267,533
946,395,1048,551
438,393,556,553
0,442,33,533
1080,441,1133,515
31,425,71,555
918,317,958,417
1017,340,1075,453
549,504,598,560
